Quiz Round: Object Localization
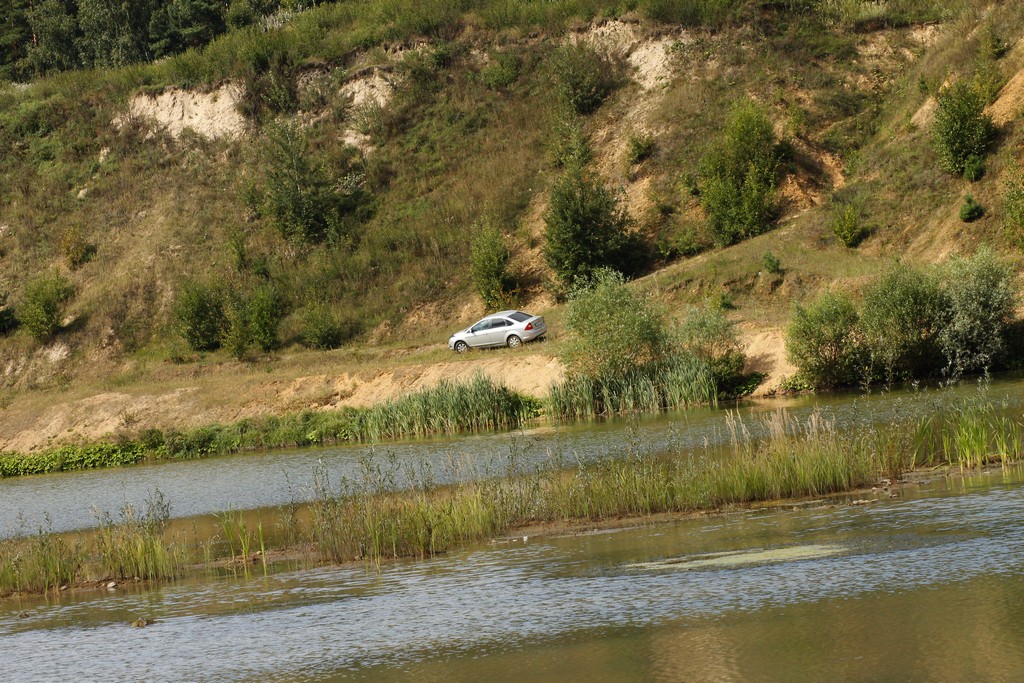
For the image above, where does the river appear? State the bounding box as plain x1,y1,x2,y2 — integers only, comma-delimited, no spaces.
2,467,1023,681
3,375,1022,538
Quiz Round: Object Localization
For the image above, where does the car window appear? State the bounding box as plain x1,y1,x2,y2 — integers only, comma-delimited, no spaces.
471,321,489,333
494,319,511,327
508,312,530,323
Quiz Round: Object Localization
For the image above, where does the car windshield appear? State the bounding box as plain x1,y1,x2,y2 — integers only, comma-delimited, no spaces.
508,312,530,322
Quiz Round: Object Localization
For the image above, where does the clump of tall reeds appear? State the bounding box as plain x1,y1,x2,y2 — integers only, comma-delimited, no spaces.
352,373,542,441
547,354,716,421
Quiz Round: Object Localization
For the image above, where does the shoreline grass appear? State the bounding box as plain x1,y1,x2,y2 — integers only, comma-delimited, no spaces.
2,390,1021,597
0,373,541,477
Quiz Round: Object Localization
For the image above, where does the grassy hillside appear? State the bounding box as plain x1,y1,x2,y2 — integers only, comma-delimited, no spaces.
1,0,1023,399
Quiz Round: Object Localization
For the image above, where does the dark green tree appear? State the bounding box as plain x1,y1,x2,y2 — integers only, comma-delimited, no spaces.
0,0,33,79
76,0,157,68
543,166,639,288
27,0,80,74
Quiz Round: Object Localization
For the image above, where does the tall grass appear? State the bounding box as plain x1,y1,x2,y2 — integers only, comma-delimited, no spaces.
547,355,717,421
3,390,1022,597
0,375,541,477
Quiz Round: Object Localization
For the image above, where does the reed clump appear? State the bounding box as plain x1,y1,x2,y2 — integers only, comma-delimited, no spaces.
547,354,717,421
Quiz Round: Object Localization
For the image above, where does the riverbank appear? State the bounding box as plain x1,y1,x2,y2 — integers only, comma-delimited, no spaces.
3,390,1019,598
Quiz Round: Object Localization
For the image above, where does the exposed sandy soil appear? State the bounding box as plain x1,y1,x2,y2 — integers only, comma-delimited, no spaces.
0,323,797,453
120,84,246,140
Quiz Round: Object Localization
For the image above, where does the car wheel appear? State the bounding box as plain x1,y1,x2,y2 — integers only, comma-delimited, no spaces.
454,340,469,353
506,335,522,349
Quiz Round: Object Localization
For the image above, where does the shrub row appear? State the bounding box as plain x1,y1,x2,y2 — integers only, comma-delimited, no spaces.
786,249,1017,389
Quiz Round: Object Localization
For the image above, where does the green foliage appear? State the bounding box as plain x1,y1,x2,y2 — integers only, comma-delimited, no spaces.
221,284,286,359
543,166,640,288
260,121,362,244
18,272,74,343
829,203,868,247
938,248,1016,377
470,220,516,310
677,305,747,393
59,226,96,269
762,251,781,274
627,131,655,165
479,51,520,90
300,302,348,350
246,283,285,353
959,194,984,223
933,81,994,178
963,155,985,182
1005,164,1024,244
546,354,716,420
698,99,782,246
26,0,81,73
173,279,224,351
786,291,863,390
550,109,593,169
560,269,672,380
641,0,741,25
860,265,948,383
550,43,615,115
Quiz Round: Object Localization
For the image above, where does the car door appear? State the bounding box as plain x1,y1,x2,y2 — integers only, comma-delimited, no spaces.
466,319,491,347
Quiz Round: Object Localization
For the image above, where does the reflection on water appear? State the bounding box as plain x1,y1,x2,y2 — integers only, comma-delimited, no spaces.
4,374,1024,537
2,468,1024,682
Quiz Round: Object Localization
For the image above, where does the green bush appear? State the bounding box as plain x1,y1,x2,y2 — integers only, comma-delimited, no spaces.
220,284,285,359
560,269,672,380
627,132,655,165
859,265,948,382
173,279,225,351
677,305,747,392
550,43,615,115
963,155,986,182
698,99,782,246
480,51,520,90
1006,164,1024,244
786,291,863,390
260,121,362,244
18,272,75,343
938,248,1016,377
470,220,516,310
762,251,782,274
301,302,346,350
246,283,285,353
959,194,984,222
550,109,593,169
829,203,868,247
543,166,640,288
933,81,994,178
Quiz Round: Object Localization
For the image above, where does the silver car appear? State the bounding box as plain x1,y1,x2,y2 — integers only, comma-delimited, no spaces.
448,310,547,352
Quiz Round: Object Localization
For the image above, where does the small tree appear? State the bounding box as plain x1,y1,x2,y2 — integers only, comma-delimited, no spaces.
677,305,746,389
698,98,782,246
561,270,672,379
939,248,1016,377
550,43,614,115
933,81,994,178
18,272,74,343
470,221,516,310
261,121,361,244
173,279,224,351
786,291,863,389
246,283,285,353
829,203,868,247
543,166,635,288
859,265,948,382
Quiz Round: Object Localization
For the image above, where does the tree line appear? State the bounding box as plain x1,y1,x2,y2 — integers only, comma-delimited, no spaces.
0,0,319,80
